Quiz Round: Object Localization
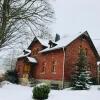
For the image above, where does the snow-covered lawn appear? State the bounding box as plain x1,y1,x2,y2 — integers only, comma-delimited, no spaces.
0,82,100,100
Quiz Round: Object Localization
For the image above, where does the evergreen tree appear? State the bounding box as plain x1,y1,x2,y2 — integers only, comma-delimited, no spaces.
72,48,92,90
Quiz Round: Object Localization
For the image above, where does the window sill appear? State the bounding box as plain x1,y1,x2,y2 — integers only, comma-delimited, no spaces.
52,72,56,74
40,72,45,74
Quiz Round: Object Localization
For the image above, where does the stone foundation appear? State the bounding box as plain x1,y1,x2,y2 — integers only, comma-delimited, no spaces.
19,78,71,89
36,79,71,89
19,78,30,86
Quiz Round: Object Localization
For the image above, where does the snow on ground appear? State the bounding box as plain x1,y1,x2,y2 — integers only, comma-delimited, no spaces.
0,82,100,100
48,86,100,100
0,82,33,100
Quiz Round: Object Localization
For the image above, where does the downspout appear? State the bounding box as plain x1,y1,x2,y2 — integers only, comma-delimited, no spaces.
97,65,99,85
62,47,66,89
97,61,100,85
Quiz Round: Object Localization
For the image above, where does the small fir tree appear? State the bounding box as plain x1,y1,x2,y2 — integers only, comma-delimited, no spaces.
72,48,92,90
33,83,50,100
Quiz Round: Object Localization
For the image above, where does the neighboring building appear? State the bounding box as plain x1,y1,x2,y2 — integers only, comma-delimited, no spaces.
16,31,99,89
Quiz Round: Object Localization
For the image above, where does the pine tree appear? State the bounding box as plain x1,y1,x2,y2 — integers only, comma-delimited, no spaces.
72,48,92,90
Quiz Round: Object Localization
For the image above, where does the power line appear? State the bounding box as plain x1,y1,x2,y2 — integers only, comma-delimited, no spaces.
92,39,100,40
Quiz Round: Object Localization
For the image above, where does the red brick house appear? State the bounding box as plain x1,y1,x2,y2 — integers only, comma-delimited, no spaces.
16,31,99,89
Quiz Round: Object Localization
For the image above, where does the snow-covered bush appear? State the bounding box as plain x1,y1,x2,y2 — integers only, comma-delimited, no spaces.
32,83,50,100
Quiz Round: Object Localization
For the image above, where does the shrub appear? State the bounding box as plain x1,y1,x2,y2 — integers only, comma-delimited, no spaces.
5,70,19,84
91,77,97,85
33,83,50,100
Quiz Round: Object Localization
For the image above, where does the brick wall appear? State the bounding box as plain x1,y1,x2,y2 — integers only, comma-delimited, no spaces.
64,36,97,81
30,41,64,80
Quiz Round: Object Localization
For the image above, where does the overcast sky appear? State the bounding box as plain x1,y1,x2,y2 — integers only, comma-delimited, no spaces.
50,0,100,52
0,0,100,69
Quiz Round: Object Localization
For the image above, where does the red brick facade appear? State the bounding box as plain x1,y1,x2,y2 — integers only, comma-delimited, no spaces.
64,37,97,81
16,32,99,87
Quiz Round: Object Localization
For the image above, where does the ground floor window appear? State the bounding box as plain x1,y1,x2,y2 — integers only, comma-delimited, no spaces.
51,60,57,73
41,62,46,74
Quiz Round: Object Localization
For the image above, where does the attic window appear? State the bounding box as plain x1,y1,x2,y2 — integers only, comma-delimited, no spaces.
32,48,39,55
78,45,82,54
78,47,88,56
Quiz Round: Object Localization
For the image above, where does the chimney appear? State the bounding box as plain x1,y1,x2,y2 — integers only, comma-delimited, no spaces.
55,34,60,42
48,40,57,48
48,40,53,48
23,50,27,54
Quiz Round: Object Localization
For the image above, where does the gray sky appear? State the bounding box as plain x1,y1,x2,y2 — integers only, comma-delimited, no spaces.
50,0,100,52
0,0,100,69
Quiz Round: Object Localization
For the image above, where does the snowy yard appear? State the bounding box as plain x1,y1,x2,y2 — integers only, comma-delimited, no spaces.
0,82,100,100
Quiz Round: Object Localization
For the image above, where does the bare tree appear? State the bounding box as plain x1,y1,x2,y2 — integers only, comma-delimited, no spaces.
0,0,54,48
38,27,53,40
2,48,23,70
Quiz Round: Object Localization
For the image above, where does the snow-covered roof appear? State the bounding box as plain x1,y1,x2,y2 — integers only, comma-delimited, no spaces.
27,57,37,63
37,37,49,47
40,32,86,53
40,31,100,56
18,49,31,58
24,49,31,53
29,37,56,47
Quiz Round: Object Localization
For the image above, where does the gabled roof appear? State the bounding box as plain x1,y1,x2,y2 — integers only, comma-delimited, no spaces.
40,31,87,52
17,49,37,63
39,31,99,59
37,38,49,47
28,37,49,49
